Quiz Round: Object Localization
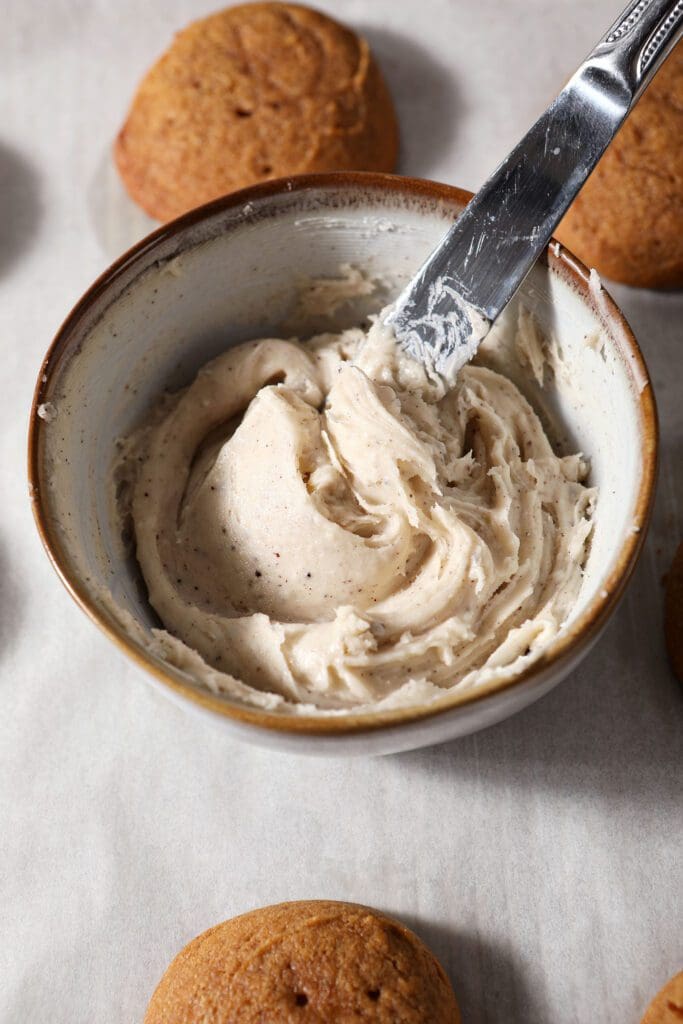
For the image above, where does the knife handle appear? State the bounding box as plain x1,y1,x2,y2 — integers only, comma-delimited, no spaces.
590,0,683,103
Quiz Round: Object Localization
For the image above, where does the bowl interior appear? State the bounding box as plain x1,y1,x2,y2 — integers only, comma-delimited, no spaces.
32,178,653,729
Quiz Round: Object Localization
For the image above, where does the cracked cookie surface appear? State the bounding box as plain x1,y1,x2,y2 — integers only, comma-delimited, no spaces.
143,901,460,1024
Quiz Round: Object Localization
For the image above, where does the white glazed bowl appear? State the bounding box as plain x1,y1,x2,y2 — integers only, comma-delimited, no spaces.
29,174,657,755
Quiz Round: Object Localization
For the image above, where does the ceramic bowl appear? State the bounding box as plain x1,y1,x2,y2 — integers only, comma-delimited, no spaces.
29,174,657,755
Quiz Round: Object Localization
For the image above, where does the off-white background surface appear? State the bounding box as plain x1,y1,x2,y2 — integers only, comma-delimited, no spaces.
2,1,682,1021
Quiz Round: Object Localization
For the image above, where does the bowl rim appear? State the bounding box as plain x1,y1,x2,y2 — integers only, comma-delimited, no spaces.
28,171,658,737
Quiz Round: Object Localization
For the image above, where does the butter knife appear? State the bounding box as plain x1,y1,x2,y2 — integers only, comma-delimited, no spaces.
386,0,683,382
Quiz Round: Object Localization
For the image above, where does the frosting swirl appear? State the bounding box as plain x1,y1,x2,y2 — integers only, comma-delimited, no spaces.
125,318,595,711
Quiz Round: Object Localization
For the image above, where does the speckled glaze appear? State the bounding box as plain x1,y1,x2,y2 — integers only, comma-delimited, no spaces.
28,174,657,755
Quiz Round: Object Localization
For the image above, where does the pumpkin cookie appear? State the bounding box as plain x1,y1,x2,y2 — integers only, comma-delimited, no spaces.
143,901,460,1023
556,46,683,288
641,970,683,1023
115,3,399,221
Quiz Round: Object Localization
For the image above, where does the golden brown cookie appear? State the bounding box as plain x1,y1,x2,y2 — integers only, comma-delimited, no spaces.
641,970,683,1023
665,542,683,682
143,901,460,1023
115,3,399,222
556,45,683,288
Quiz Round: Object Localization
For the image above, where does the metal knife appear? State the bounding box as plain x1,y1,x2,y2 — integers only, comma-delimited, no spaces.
386,0,683,382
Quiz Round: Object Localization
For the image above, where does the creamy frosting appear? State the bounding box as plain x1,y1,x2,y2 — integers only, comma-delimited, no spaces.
119,313,596,713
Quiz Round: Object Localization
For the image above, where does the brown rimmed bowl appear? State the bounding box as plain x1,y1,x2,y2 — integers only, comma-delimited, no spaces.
28,173,657,755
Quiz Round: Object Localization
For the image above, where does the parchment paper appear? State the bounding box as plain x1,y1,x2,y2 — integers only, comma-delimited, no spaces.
1,1,681,1021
